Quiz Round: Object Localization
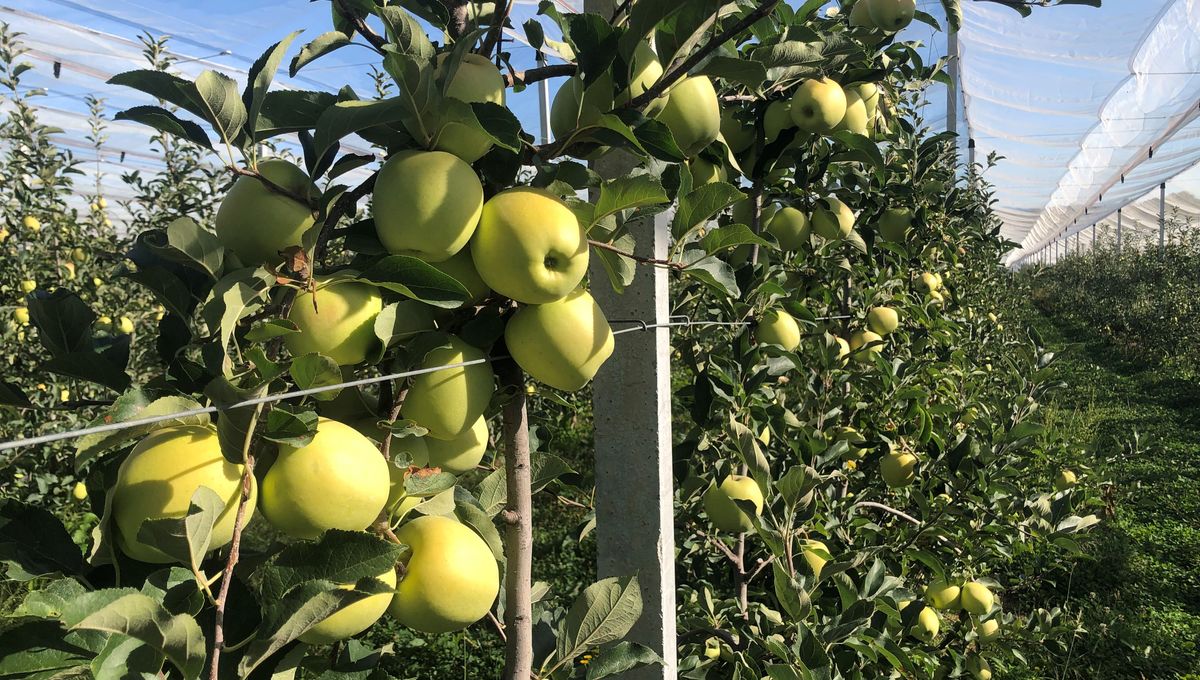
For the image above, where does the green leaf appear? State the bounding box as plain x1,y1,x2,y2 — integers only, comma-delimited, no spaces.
356,255,471,308
941,0,963,29
291,31,352,77
135,487,225,570
106,70,206,119
700,224,771,255
204,377,267,464
591,175,669,230
14,577,88,618
593,233,638,294
27,289,94,358
115,105,213,149
75,393,209,470
290,353,344,401
90,635,165,680
470,101,524,152
454,494,504,561
0,620,96,679
377,6,435,60
243,31,300,143
195,70,248,147
585,642,665,679
381,53,439,146
62,590,206,679
246,317,301,342
772,560,811,620
696,55,768,89
40,352,131,393
162,216,225,278
257,530,405,603
256,90,338,138
681,249,740,298
405,470,458,497
556,575,643,664
262,403,320,447
0,379,31,407
0,500,85,580
202,268,274,365
671,182,745,238
313,97,412,167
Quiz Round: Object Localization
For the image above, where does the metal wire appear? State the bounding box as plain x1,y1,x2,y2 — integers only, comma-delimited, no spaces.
2,312,831,454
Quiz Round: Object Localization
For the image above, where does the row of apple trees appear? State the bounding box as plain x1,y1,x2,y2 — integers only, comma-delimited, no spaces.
0,0,1098,679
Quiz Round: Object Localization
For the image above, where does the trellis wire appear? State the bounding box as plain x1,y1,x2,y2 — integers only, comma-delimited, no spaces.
3,314,846,453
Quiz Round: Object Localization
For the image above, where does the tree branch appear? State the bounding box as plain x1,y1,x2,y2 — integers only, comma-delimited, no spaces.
588,239,684,270
854,500,921,526
335,0,388,52
478,0,513,58
443,0,470,40
316,169,378,262
503,63,576,89
498,359,533,680
623,0,781,111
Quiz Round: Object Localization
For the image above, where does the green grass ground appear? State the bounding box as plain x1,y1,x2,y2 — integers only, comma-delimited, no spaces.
1027,305,1200,679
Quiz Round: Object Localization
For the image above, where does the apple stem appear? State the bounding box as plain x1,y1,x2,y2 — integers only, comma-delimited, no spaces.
498,360,534,679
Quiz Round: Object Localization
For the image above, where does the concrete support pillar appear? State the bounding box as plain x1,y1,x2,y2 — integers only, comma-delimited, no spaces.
1159,182,1167,257
1117,209,1123,253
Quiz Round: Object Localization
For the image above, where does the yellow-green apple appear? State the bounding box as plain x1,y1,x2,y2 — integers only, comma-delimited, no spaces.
867,306,900,335
388,515,500,633
966,656,992,680
768,206,811,251
470,187,588,304
911,607,940,642
417,415,489,474
95,315,112,331
927,290,945,307
550,75,614,141
868,0,916,32
917,271,941,292
834,336,850,363
835,426,868,460
731,199,778,228
987,311,998,324
720,108,754,152
764,100,796,143
880,449,916,487
655,76,720,157
977,618,1001,642
0,227,8,242
72,481,88,501
850,0,878,27
118,316,134,335
111,425,255,563
703,637,721,659
857,83,880,120
850,330,883,363
1054,469,1077,490
812,197,855,240
703,475,764,533
614,41,668,116
298,568,396,644
401,335,495,439
286,279,383,366
373,150,483,262
504,288,614,391
690,158,726,185
22,215,40,232
961,581,994,615
925,579,961,610
214,159,316,266
801,539,829,578
757,309,801,350
789,78,847,133
19,279,35,293
878,207,913,242
429,247,491,305
260,418,388,539
433,53,505,162
836,87,869,135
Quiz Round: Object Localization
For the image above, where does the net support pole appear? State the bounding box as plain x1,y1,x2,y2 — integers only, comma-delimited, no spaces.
1117,208,1123,253
1092,223,1096,251
1158,182,1166,257
536,51,552,144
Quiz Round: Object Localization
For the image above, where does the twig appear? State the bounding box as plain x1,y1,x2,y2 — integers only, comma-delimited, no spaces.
502,63,576,89
588,239,684,270
443,0,470,40
854,500,921,525
747,555,776,582
694,526,742,565
335,0,388,52
498,359,533,680
316,169,379,262
623,0,781,111
379,387,409,462
487,611,507,642
478,0,512,58
229,166,315,211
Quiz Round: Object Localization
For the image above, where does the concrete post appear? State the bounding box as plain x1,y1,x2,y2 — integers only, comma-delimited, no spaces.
1117,208,1123,253
536,51,552,145
1158,182,1166,257
588,161,677,677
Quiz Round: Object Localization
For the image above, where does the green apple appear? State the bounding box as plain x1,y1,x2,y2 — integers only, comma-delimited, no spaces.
429,247,491,305
111,425,255,563
72,481,87,501
22,215,40,232
703,475,764,533
550,74,614,142
614,41,668,116
299,568,397,644
416,415,488,474
789,77,847,133
966,656,992,680
95,315,112,331
388,515,500,633
977,618,1001,642
19,279,36,293
867,306,900,335
880,449,916,487
835,426,868,460
471,187,588,304
849,0,878,27
286,279,383,366
655,76,720,157
117,316,134,335
911,606,940,642
917,271,941,293
927,290,945,307
849,330,883,363
260,418,389,539
1054,469,1077,490
836,87,869,135
433,53,505,162
812,197,855,240
767,206,811,251
868,0,916,32
13,306,29,324
720,108,754,152
731,199,778,228
214,159,316,266
758,309,801,350
987,311,999,324
878,207,913,242
857,83,880,119
373,150,483,262
505,288,615,391
401,335,495,440
764,100,796,143
925,579,961,610
0,228,8,242
703,637,721,659
800,539,829,579
961,581,994,615
690,158,726,185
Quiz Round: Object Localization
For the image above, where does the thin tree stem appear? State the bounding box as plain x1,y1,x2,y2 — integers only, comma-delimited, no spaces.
499,360,533,680
588,239,684,270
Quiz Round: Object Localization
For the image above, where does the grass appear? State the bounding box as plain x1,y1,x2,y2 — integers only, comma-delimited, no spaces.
1024,304,1200,679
